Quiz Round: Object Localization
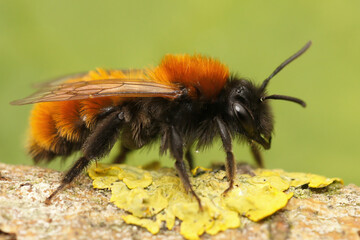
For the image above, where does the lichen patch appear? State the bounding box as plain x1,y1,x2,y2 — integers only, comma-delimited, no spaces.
88,164,342,240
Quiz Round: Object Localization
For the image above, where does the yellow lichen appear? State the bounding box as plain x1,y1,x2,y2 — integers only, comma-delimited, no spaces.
88,163,342,240
123,215,161,234
254,169,343,188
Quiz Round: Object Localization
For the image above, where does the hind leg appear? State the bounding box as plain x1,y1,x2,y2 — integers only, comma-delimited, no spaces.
45,110,124,204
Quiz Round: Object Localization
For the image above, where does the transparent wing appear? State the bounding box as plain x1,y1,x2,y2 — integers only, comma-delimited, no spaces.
30,69,143,89
11,78,183,105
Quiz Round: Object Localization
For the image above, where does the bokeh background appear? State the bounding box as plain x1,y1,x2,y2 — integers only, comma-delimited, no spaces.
1,1,359,185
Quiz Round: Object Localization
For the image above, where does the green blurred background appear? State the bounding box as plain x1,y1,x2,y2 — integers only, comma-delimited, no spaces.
1,1,359,185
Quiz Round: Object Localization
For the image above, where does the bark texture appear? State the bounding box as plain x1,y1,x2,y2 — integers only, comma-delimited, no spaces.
0,163,359,240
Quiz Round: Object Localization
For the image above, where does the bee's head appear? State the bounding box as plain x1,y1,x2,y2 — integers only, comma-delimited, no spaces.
222,41,311,149
223,79,273,149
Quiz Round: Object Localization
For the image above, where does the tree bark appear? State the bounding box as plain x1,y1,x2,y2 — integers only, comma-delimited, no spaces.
0,163,359,240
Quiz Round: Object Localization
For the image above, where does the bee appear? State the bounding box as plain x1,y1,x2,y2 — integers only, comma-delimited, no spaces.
12,42,311,207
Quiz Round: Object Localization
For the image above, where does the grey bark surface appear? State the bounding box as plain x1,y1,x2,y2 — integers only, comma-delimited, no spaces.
0,163,359,240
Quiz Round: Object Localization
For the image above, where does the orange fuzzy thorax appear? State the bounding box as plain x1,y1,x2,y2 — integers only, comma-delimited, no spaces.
150,54,229,99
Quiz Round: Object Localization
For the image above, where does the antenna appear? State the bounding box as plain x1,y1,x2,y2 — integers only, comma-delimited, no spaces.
261,94,306,107
259,41,312,92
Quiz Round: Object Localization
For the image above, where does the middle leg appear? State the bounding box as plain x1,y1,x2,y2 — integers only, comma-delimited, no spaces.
185,149,194,170
112,144,132,164
215,117,236,194
168,126,202,209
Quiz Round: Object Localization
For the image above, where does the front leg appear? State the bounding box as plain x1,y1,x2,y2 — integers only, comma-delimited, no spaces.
250,141,264,168
215,117,236,194
168,126,202,209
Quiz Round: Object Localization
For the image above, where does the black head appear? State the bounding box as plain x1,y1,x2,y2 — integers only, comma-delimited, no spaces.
222,41,311,149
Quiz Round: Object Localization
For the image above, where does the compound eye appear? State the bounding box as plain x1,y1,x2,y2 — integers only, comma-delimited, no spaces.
233,103,254,135
234,103,247,117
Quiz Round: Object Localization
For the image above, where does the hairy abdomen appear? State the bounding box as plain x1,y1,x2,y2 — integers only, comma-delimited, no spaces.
28,96,123,163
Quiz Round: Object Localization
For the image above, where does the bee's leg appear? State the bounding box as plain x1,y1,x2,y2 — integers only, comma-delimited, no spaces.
45,156,89,205
112,144,132,164
45,110,124,204
250,141,264,168
215,117,236,195
185,149,194,170
169,126,202,210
